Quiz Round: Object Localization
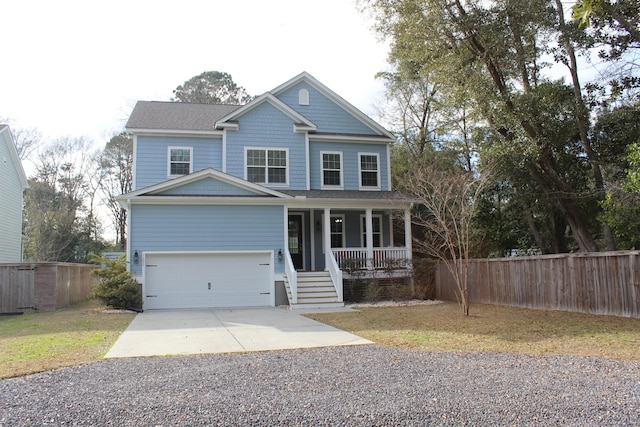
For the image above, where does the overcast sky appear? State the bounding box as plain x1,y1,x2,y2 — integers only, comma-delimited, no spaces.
1,0,390,145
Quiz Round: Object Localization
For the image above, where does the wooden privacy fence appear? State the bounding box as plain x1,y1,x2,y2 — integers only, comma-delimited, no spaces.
0,263,98,313
435,251,640,318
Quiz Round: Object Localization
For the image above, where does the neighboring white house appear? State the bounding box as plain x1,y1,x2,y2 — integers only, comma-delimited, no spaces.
0,125,29,262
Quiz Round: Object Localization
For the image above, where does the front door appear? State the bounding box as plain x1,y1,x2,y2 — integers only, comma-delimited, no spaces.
288,215,304,270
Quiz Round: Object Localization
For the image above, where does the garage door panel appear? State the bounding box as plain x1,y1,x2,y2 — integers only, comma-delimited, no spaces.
144,252,272,309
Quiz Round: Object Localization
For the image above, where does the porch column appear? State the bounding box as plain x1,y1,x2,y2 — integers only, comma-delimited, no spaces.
404,208,412,261
365,208,374,269
323,208,331,269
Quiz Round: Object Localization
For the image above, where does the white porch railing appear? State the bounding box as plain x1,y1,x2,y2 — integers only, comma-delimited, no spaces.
284,249,298,303
325,250,344,302
331,247,411,270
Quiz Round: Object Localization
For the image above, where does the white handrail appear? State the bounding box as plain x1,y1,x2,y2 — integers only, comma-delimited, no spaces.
331,247,410,270
284,249,298,304
326,250,343,302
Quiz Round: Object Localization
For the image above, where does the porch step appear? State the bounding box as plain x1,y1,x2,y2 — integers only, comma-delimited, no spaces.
284,271,344,309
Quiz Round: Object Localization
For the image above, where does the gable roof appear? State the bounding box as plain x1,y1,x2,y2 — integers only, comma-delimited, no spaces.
214,93,317,132
124,73,394,140
118,168,293,200
0,125,29,190
126,101,240,132
270,72,395,140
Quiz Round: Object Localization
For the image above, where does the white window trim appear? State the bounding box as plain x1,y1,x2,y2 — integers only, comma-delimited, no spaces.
358,152,381,190
167,146,193,178
244,147,289,187
321,214,346,253
320,151,344,189
360,214,383,248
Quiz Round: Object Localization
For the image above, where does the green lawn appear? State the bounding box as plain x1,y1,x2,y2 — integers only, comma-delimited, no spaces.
0,300,135,379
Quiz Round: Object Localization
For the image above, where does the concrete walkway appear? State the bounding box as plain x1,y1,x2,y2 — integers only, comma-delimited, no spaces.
105,307,372,358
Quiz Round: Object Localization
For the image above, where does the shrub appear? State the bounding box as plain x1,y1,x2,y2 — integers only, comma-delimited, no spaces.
91,255,142,309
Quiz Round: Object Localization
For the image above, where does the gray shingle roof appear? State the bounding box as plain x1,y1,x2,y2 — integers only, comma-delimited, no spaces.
125,101,241,131
279,190,411,201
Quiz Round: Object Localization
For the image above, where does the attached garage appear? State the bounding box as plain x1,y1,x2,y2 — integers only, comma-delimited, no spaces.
143,252,273,309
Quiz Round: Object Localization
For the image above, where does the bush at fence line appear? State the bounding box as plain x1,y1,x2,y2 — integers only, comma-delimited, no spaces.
91,255,142,309
412,258,437,300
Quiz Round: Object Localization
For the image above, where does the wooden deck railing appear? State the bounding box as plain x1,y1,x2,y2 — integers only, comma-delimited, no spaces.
331,247,411,270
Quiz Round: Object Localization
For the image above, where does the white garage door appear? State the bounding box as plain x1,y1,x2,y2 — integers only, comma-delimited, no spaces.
144,252,272,309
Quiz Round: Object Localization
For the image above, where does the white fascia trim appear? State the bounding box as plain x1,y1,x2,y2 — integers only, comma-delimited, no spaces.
214,122,239,130
126,128,224,137
0,126,28,189
305,134,311,190
216,93,316,130
386,144,392,191
309,134,394,144
132,134,138,190
222,130,227,173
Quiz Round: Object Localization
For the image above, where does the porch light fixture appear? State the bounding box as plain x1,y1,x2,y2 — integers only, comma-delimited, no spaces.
316,220,321,231
278,249,283,261
133,250,139,264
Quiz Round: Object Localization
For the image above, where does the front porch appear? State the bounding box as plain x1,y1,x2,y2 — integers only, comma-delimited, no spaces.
282,206,412,309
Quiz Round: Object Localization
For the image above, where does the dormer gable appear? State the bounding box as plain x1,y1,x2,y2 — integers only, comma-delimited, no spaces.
214,93,317,133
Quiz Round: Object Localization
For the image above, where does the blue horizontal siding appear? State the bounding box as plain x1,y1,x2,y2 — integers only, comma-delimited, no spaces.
135,135,222,189
278,82,378,136
158,177,260,196
309,141,389,191
225,102,307,189
130,204,285,276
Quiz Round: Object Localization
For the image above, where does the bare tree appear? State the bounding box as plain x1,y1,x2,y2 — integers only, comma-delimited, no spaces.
98,133,133,249
405,158,493,315
0,116,41,160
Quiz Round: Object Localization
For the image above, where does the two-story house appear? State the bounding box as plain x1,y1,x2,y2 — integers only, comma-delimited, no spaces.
0,125,29,263
118,72,412,310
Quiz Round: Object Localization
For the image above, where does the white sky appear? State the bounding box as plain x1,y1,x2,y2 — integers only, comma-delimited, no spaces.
0,0,390,145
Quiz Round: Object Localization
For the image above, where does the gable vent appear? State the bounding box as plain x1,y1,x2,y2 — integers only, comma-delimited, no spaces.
298,89,309,106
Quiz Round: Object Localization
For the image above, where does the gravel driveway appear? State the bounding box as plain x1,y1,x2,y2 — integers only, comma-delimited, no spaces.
1,346,638,426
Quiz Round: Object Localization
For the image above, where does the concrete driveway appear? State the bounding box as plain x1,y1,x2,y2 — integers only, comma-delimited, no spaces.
105,307,372,358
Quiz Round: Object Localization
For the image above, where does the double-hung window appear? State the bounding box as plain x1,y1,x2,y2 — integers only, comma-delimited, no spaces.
168,147,192,177
359,153,380,189
246,148,288,185
321,151,343,189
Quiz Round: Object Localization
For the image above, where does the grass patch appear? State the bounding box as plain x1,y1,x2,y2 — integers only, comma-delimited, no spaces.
305,302,640,361
0,300,135,379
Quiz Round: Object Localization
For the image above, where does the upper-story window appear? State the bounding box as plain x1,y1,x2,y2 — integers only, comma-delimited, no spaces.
359,153,380,189
246,148,288,185
168,147,192,177
321,151,343,189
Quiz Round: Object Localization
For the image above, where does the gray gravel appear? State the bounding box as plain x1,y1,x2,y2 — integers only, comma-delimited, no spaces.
1,346,638,426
